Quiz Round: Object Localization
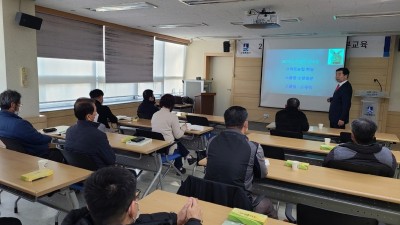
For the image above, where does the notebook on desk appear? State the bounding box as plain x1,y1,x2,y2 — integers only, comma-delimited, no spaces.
126,138,152,146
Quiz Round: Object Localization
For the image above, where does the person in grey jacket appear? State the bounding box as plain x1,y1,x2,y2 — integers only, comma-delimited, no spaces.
323,118,396,177
62,167,202,225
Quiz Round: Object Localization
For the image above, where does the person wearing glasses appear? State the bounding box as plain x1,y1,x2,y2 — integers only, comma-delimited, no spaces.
0,89,63,161
62,167,202,225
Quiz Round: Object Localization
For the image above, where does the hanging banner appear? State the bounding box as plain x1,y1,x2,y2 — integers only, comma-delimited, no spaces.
236,39,263,58
346,36,388,57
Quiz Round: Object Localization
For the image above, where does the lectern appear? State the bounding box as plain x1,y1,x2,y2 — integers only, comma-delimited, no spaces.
194,93,216,115
354,90,389,126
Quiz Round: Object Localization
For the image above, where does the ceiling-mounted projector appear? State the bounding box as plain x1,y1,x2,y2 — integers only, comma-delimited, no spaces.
243,8,280,29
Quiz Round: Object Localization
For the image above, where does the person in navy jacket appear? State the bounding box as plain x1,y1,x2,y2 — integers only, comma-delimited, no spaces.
0,90,54,158
65,98,115,168
328,68,353,129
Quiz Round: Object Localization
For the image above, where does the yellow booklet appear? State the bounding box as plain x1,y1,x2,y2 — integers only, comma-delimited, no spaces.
227,208,268,225
21,168,54,182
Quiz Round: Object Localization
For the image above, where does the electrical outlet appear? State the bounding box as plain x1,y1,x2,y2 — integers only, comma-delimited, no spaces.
263,113,269,118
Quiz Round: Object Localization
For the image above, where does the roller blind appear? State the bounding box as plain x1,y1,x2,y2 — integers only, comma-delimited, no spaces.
105,27,154,83
36,13,103,61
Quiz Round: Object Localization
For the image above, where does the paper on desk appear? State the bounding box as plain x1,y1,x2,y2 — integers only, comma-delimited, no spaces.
117,115,131,120
189,125,204,131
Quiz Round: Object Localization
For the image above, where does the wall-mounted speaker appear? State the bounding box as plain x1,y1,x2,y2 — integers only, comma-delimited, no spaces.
223,41,230,52
15,12,43,30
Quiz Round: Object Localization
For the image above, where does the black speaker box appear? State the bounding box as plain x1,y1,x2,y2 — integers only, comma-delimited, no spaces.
223,41,230,52
15,12,42,30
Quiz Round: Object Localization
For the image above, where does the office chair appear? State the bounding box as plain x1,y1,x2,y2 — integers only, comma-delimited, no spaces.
0,137,27,154
339,132,352,143
135,129,184,186
270,129,303,139
177,175,253,211
325,160,395,178
294,203,378,225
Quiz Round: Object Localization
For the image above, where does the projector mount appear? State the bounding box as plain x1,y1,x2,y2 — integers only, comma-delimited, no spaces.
248,8,276,18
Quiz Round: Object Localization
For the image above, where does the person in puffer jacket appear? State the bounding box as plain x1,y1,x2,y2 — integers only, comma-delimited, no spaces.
62,167,202,225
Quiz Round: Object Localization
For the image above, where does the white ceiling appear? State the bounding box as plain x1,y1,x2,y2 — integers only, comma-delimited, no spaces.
35,0,400,40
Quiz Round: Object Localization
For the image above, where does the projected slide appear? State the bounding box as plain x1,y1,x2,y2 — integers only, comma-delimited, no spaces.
264,49,344,96
260,37,347,112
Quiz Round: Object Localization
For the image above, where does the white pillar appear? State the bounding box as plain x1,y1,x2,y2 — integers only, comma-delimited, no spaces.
0,0,39,117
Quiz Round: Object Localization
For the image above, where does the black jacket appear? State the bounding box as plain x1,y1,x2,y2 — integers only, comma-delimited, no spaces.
329,81,353,124
275,108,309,133
137,100,159,119
95,100,118,128
65,120,115,168
62,207,201,225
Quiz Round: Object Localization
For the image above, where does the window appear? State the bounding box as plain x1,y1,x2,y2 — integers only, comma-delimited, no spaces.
38,40,186,111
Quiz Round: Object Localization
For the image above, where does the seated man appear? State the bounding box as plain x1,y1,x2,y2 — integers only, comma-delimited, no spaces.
0,90,62,161
137,89,159,119
323,118,396,177
89,89,118,129
275,98,309,133
65,98,116,169
62,167,202,225
205,106,278,219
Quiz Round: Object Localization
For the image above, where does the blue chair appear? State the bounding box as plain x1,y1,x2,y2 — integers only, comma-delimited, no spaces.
135,129,184,187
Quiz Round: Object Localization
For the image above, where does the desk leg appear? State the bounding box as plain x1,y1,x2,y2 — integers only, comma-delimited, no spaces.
142,154,162,197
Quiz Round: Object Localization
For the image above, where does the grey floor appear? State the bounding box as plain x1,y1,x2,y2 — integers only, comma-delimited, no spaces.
0,122,293,225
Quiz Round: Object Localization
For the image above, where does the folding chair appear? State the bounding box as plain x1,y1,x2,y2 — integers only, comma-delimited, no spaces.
135,129,184,187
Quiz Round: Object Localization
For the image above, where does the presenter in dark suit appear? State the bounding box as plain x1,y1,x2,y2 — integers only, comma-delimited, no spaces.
327,68,353,129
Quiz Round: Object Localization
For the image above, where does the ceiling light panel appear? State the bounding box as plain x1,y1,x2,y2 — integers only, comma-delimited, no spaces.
88,2,157,12
180,0,255,6
334,11,400,19
153,23,208,28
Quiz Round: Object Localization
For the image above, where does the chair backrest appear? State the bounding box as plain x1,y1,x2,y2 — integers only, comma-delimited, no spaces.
0,217,23,225
325,160,394,177
297,204,378,225
186,115,210,126
177,175,253,211
0,136,27,154
174,96,183,104
59,148,98,171
270,129,303,139
135,129,165,141
261,145,285,160
339,132,352,143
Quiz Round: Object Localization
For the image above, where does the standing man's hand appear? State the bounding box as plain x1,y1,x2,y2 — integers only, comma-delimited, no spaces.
338,120,345,126
327,97,332,103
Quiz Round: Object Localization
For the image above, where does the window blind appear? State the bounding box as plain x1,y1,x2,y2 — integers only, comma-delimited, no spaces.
36,13,103,61
105,27,154,83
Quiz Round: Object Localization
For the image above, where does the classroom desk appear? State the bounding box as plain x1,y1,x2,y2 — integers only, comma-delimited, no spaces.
175,112,225,124
307,125,399,144
255,158,400,225
0,147,91,211
265,122,399,144
140,190,290,225
41,126,171,197
118,118,214,136
247,132,400,176
174,103,193,112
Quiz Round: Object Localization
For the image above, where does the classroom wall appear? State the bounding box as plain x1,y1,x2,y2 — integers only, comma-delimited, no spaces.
185,39,226,79
0,0,40,118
